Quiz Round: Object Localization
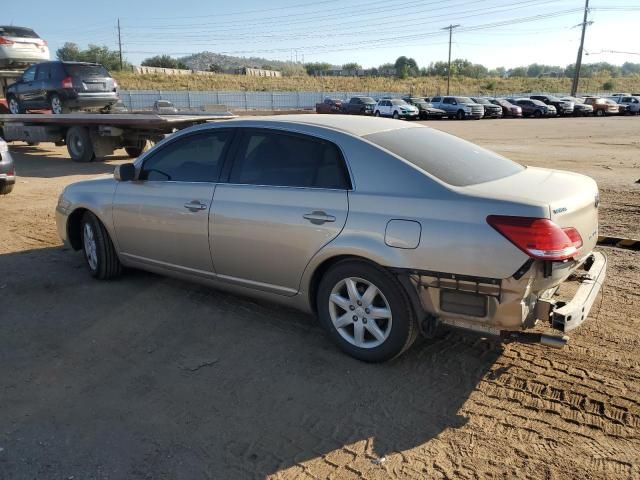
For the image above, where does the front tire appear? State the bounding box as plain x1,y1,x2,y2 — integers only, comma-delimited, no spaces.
124,139,150,158
317,260,418,362
455,109,465,120
596,109,604,117
533,109,542,118
81,212,122,280
7,95,24,114
392,111,399,119
0,183,14,195
374,110,380,117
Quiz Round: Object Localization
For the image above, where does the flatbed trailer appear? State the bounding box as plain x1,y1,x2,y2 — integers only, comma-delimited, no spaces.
0,112,235,162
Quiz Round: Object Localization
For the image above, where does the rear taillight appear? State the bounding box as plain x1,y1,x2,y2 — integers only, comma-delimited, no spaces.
0,36,14,45
61,76,73,88
487,215,583,261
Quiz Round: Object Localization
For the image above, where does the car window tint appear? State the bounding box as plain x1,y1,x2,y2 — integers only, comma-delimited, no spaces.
64,64,110,77
22,65,36,82
230,130,350,189
443,98,452,104
364,127,524,187
0,26,39,38
36,64,50,80
140,131,231,182
432,97,441,103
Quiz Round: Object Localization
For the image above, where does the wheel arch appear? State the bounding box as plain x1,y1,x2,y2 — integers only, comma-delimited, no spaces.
306,254,424,322
66,207,90,250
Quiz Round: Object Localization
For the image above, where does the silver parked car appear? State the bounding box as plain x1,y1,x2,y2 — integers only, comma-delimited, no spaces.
56,115,606,362
0,25,49,68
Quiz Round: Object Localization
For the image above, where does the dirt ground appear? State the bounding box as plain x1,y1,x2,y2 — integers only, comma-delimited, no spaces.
0,116,638,480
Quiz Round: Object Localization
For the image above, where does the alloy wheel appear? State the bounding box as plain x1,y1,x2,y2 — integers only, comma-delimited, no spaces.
328,277,393,349
51,96,63,114
9,98,20,114
83,222,98,271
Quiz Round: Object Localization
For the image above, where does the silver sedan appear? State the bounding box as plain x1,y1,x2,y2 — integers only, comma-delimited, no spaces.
56,115,606,361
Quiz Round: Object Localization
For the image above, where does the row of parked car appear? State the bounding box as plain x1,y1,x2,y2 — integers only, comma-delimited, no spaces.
316,93,640,120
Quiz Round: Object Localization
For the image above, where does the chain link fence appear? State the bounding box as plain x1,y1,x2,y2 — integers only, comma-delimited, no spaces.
120,89,615,112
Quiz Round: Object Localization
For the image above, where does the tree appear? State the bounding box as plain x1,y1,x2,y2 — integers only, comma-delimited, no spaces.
342,62,362,71
208,63,223,73
303,62,331,75
56,42,128,71
508,66,528,77
142,55,188,69
394,56,419,78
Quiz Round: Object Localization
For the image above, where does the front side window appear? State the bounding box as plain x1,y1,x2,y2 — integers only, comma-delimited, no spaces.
22,65,36,83
229,130,350,189
140,131,232,182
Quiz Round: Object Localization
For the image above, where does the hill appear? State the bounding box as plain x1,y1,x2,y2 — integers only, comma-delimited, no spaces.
179,51,302,74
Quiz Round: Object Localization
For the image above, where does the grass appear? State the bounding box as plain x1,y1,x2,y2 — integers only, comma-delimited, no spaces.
113,72,640,95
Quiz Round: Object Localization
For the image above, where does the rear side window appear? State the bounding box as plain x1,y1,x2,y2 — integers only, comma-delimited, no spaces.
0,26,39,38
364,127,524,187
431,97,441,103
64,64,111,78
22,65,36,82
140,131,232,182
36,64,50,80
229,130,350,189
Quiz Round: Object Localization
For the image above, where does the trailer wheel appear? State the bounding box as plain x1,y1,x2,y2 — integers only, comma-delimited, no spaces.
124,139,150,158
66,126,95,162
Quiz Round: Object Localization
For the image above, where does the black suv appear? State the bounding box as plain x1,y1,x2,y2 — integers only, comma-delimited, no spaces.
6,61,119,114
529,95,574,116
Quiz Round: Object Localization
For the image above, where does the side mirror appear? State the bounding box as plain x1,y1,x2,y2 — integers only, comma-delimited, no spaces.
451,100,457,105
115,163,136,181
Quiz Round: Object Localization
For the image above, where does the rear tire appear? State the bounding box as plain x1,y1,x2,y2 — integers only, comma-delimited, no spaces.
50,94,69,114
66,126,95,162
595,109,604,117
317,260,418,362
81,211,122,280
124,140,150,158
0,183,14,195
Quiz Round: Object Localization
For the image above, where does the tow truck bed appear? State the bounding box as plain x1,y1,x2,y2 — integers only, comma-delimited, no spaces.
0,112,235,162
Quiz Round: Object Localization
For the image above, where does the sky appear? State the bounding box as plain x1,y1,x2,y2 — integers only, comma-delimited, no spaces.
3,0,640,70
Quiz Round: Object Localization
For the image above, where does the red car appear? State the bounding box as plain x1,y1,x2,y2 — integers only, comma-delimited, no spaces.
315,98,343,114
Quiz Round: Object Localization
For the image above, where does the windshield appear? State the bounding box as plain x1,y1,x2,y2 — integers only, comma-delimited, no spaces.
473,98,491,105
546,96,562,102
391,99,408,105
358,97,375,103
64,64,111,77
455,97,474,104
0,26,39,38
364,127,524,187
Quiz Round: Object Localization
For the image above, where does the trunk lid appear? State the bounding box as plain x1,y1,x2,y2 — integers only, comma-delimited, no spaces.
463,167,600,260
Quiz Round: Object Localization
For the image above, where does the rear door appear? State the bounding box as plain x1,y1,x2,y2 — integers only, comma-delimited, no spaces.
33,63,50,108
210,128,350,295
113,129,234,274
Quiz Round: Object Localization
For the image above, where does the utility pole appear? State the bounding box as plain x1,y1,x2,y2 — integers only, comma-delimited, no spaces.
442,24,460,95
571,0,590,96
117,18,123,70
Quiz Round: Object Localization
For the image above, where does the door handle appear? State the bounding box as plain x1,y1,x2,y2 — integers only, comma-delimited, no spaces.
303,211,336,225
183,201,208,211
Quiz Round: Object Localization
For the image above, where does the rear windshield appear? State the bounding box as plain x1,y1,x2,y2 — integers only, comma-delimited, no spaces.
364,127,525,187
0,26,39,38
64,64,110,77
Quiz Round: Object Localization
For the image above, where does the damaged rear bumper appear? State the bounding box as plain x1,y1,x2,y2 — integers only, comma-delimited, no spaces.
546,252,607,332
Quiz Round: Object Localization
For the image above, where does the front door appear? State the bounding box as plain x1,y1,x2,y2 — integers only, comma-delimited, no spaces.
210,128,351,294
112,129,234,275
15,64,37,107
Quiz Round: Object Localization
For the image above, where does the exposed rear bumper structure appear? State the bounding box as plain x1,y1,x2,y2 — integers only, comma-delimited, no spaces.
550,252,607,332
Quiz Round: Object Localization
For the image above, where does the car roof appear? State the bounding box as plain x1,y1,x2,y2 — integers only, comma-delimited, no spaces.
222,114,420,137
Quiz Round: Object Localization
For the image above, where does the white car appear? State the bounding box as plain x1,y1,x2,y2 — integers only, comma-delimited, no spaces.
609,95,640,115
374,98,419,119
0,26,49,69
